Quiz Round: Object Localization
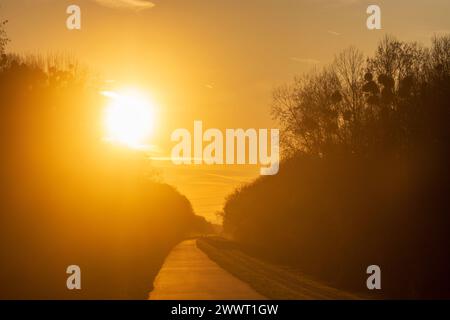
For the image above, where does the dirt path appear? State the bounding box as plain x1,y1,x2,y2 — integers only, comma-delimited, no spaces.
148,239,266,300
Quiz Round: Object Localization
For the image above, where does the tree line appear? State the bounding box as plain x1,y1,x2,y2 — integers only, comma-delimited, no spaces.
222,35,450,298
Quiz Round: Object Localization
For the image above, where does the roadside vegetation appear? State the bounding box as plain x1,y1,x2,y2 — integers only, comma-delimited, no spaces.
0,18,211,299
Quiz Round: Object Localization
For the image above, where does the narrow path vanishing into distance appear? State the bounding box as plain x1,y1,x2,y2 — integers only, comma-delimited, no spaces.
149,239,266,300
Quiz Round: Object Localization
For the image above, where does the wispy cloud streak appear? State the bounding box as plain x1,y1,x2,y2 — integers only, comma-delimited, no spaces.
93,0,155,11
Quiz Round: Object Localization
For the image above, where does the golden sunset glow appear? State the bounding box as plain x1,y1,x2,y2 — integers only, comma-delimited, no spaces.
4,0,450,223
102,89,156,149
1,0,450,302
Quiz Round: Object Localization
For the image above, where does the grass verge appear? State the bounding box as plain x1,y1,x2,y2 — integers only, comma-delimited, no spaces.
197,236,363,300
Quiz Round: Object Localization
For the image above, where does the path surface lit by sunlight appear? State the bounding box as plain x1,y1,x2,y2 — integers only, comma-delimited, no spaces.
149,240,266,300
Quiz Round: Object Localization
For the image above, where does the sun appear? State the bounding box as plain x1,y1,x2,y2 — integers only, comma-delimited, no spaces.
102,88,156,149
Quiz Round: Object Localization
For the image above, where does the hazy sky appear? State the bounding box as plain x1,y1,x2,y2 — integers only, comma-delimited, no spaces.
2,0,449,222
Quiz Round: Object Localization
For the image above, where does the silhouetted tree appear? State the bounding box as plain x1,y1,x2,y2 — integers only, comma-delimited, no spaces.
0,33,210,299
271,35,450,160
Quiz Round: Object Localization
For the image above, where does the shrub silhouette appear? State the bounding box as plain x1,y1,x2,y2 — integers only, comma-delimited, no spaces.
223,35,450,299
0,41,209,298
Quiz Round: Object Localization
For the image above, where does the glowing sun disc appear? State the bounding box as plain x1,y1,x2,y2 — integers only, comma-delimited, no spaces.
102,89,155,149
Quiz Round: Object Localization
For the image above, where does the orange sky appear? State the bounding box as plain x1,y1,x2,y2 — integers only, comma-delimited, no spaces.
2,0,450,222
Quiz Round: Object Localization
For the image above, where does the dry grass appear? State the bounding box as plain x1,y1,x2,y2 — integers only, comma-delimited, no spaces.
197,237,364,300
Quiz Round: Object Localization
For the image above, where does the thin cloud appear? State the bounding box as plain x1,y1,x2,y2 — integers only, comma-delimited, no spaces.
205,173,254,183
315,0,360,6
327,30,341,36
94,0,155,11
290,57,321,64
